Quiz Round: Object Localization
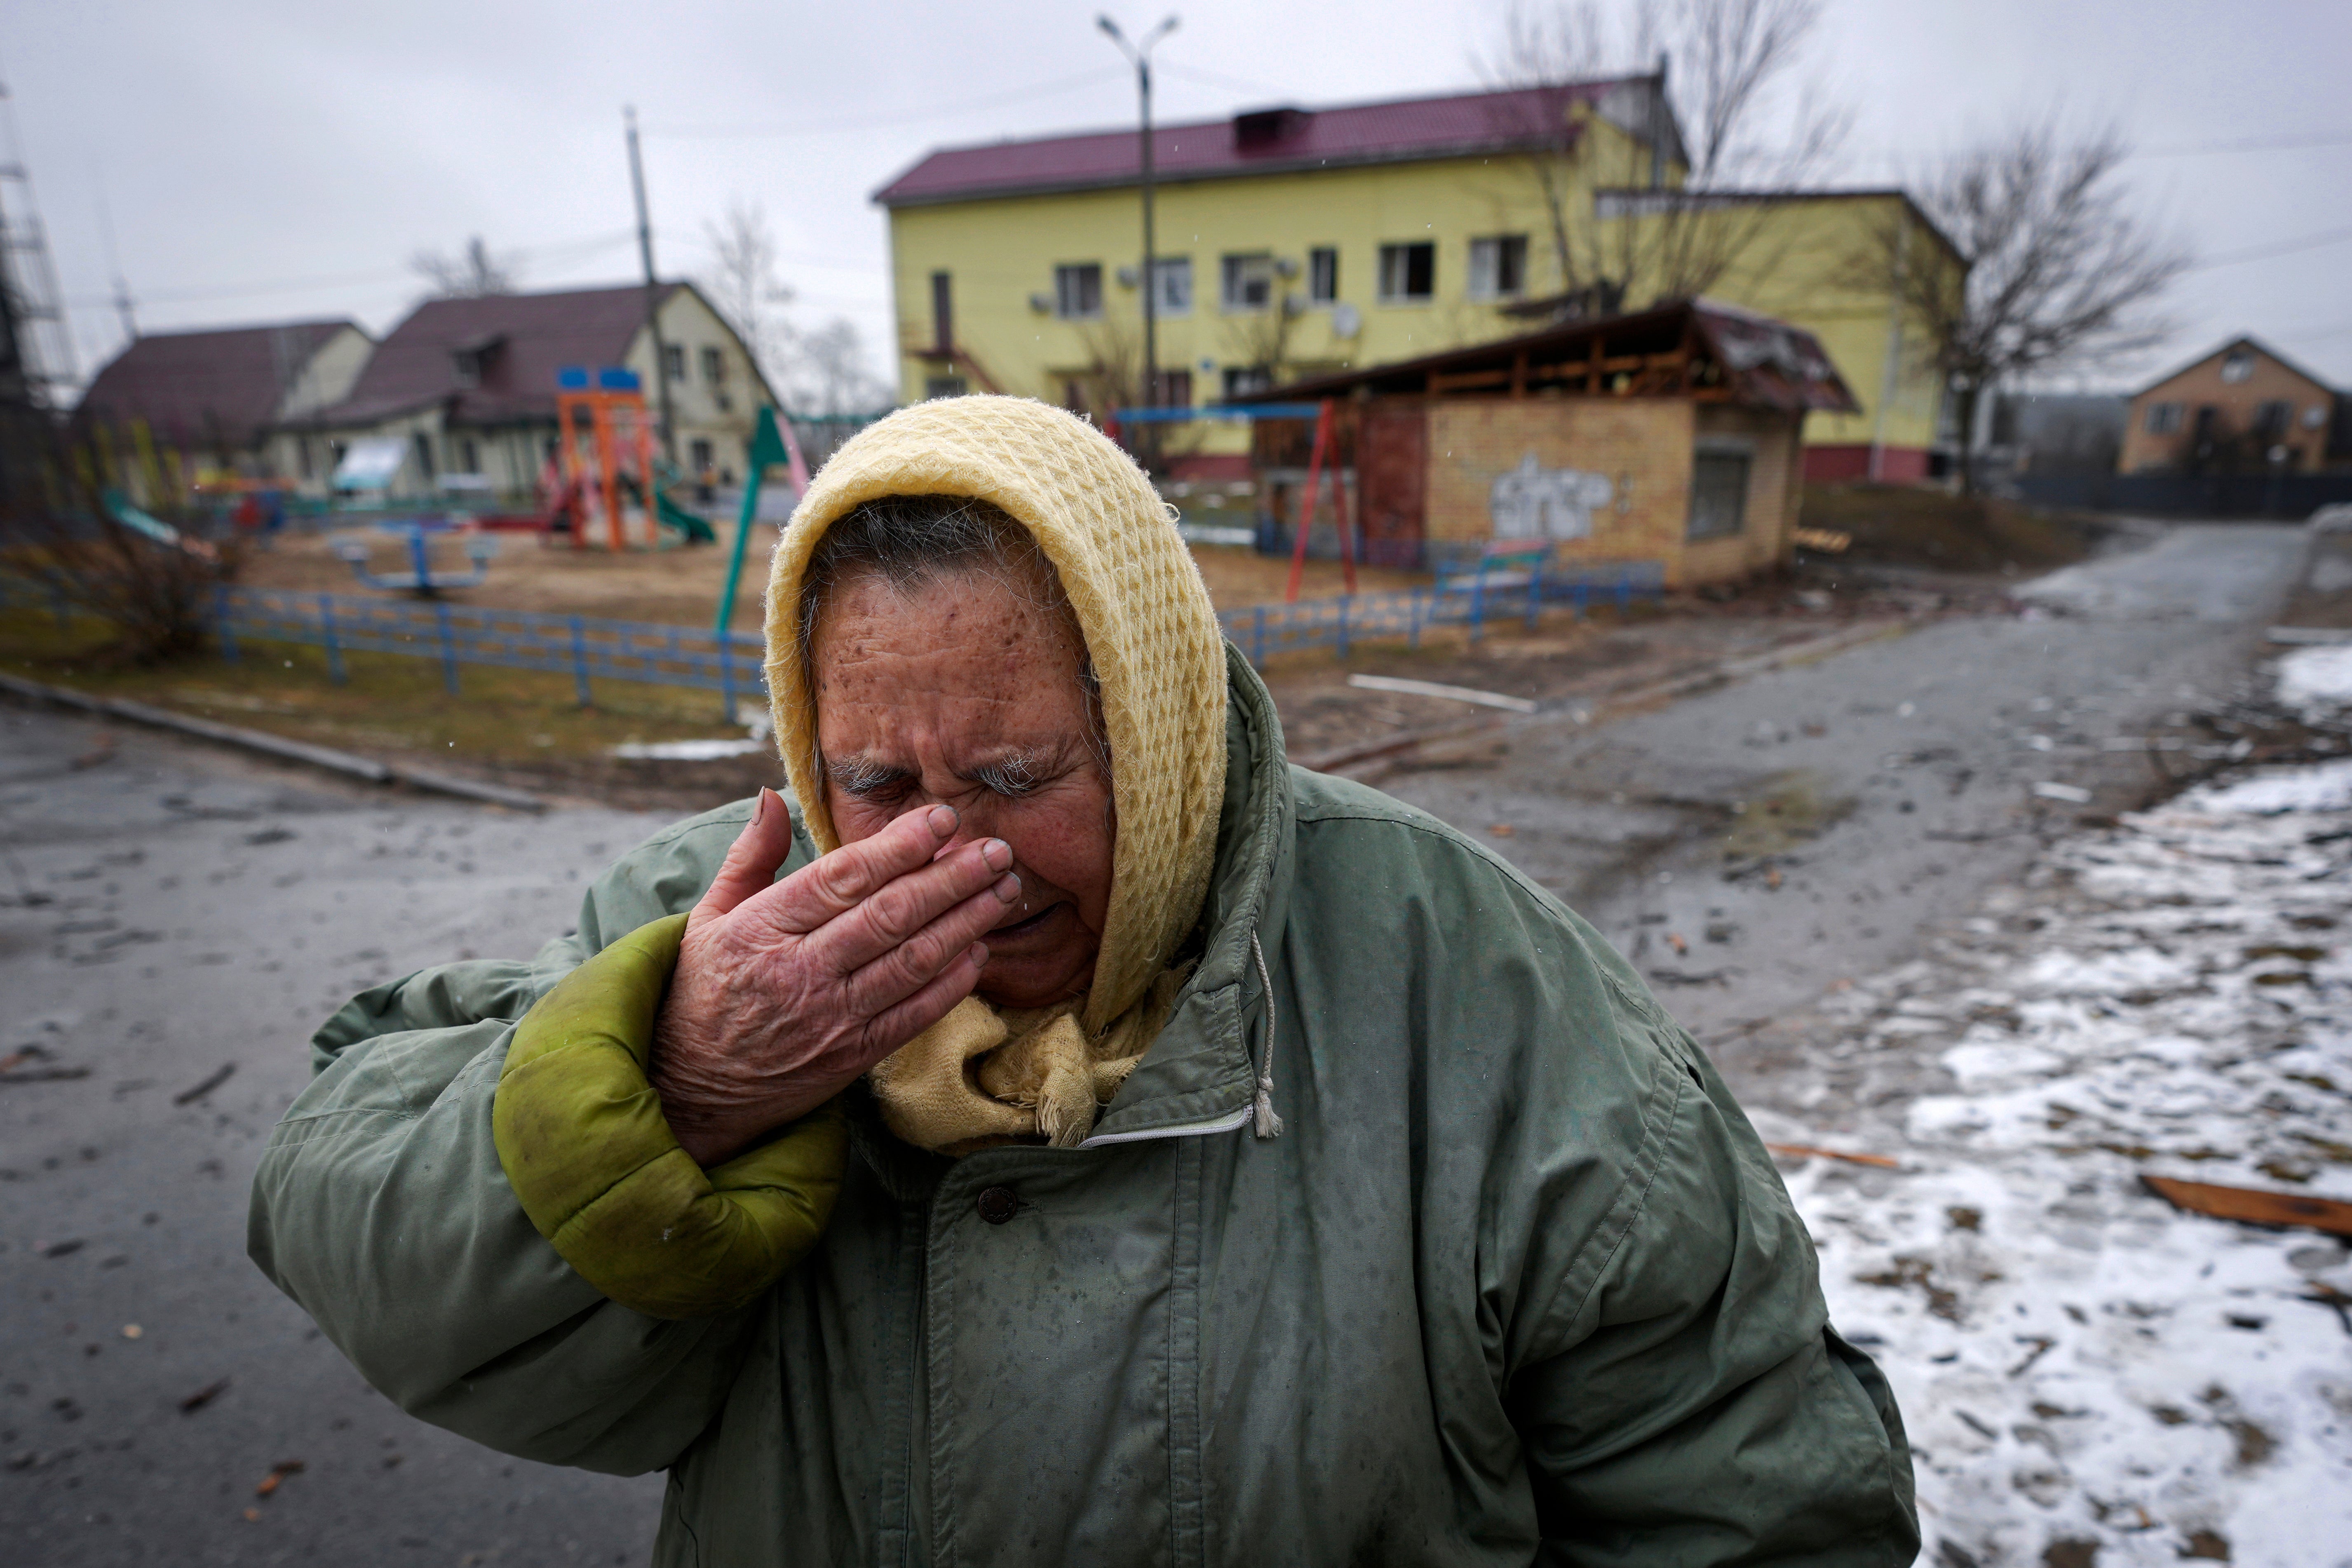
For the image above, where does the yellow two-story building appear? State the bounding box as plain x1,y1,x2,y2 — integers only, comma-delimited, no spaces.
876,77,1964,484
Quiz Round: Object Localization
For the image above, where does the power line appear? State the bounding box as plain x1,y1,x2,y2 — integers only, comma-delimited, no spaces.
63,229,637,308
647,67,1122,140
2134,128,2352,158
2183,225,2352,273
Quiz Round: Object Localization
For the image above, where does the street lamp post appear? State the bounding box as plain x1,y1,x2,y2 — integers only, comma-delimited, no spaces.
1098,14,1178,410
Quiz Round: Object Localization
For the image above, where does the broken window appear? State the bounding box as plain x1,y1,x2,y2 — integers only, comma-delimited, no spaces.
701,347,726,385
2221,350,2254,385
1308,246,1339,304
663,345,686,381
1222,365,1274,401
925,374,969,399
1466,236,1528,299
1686,448,1750,541
1378,242,1435,302
2144,401,2183,435
1054,263,1103,320
1150,257,1192,317
1221,253,1275,312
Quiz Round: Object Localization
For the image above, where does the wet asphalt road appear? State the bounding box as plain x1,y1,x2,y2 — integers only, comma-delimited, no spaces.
1383,523,2312,1042
0,521,2310,1566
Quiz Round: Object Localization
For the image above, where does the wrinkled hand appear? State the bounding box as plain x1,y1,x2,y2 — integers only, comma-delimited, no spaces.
650,789,1019,1165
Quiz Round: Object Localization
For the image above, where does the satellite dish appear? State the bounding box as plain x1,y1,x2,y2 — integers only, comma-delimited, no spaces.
1331,301,1361,338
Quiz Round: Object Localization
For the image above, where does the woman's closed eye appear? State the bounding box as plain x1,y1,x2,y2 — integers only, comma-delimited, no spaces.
969,753,1046,799
829,755,914,803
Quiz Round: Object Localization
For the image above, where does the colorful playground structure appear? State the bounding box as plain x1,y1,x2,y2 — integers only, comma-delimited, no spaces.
541,366,715,550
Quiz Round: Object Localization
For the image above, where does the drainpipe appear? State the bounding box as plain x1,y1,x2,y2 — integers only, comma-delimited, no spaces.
1867,211,1911,482
1650,52,1669,189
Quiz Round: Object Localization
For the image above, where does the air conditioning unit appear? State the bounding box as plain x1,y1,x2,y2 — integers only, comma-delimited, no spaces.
716,392,733,411
1029,293,1052,314
1115,266,1140,289
1274,256,1299,279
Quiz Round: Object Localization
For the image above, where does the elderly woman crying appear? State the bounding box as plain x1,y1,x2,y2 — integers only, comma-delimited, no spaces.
252,397,1918,1566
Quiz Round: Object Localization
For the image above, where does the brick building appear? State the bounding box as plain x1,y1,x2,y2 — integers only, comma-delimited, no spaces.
2119,336,2337,475
1254,299,1855,587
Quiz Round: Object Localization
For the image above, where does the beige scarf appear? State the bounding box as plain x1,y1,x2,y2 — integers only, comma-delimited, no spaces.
763,397,1228,1153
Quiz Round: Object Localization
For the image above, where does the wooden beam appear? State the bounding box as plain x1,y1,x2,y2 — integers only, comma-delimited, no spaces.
1428,368,1515,394
2143,1176,2352,1237
1510,351,1528,398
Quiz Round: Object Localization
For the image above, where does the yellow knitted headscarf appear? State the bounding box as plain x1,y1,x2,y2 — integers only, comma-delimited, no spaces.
763,397,1228,1153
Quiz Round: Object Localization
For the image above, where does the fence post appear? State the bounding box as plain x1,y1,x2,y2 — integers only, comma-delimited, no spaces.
1616,567,1632,614
317,592,347,685
1251,604,1267,668
433,601,460,695
1337,595,1352,660
568,615,592,707
1526,560,1544,631
1573,577,1589,620
1409,585,1423,650
214,586,240,664
718,631,739,726
1469,568,1487,645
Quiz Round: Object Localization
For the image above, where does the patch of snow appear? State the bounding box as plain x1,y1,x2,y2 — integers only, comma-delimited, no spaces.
2185,757,2352,815
1781,764,2352,1565
612,737,768,761
2278,643,2352,719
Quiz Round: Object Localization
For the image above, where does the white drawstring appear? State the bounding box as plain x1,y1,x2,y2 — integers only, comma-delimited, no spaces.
1249,932,1284,1139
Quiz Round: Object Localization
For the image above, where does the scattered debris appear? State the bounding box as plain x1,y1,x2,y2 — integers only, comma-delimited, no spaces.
120,1324,141,1339
253,1459,305,1497
178,1378,230,1414
2139,1176,2352,1239
1488,823,1516,838
2030,781,2093,804
172,1063,237,1106
1764,1141,1901,1169
0,1042,90,1084
1791,527,1852,554
1345,673,1538,714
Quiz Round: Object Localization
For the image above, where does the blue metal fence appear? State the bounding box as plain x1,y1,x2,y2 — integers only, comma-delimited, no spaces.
1214,560,1665,665
5,556,1664,707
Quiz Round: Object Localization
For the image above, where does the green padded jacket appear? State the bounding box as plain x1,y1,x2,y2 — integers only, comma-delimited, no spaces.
249,650,1918,1566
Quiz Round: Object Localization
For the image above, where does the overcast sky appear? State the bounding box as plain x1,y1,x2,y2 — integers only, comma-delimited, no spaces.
7,0,2349,398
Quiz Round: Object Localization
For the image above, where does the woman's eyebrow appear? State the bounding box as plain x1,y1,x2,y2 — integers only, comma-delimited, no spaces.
827,754,911,797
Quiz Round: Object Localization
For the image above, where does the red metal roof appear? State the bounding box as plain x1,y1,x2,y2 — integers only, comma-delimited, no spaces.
314,282,682,429
873,81,1651,207
75,320,358,448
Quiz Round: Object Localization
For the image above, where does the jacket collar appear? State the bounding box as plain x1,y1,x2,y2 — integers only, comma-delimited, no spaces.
1082,645,1295,1145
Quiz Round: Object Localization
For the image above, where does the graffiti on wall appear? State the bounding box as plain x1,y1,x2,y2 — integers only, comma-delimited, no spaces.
1489,453,1615,542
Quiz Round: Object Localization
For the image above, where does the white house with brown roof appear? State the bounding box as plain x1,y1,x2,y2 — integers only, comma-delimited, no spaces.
286,282,779,502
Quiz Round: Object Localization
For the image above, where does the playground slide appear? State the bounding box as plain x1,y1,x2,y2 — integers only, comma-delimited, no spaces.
102,491,218,560
655,490,718,545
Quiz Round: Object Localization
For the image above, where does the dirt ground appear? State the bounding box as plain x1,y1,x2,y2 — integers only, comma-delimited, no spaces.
239,527,1420,627
1797,483,2110,574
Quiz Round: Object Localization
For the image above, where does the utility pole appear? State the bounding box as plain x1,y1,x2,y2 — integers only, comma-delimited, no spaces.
1099,14,1178,409
624,105,678,463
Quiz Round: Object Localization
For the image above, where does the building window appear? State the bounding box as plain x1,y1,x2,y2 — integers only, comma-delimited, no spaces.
925,374,969,399
1150,257,1192,317
690,437,715,474
1686,448,1750,541
1378,242,1436,303
1148,368,1192,408
2254,399,2293,441
1308,246,1339,304
1221,253,1275,313
700,347,726,385
1054,263,1103,320
458,437,479,473
1467,235,1529,299
1222,365,1274,401
2144,401,2183,435
412,431,437,479
296,438,314,480
663,344,686,382
2220,350,2254,384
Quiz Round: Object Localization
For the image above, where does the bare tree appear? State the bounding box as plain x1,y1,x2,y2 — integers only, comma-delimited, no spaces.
1878,118,2186,490
409,236,517,299
701,200,794,384
782,318,893,417
1478,0,1845,311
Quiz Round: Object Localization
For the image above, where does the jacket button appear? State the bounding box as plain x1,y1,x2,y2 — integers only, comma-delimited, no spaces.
975,1186,1018,1225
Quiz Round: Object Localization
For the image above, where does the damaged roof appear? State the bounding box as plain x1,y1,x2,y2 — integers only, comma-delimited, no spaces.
1268,298,1859,414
